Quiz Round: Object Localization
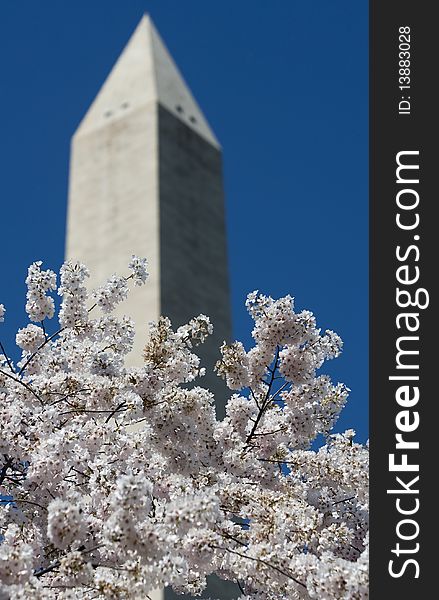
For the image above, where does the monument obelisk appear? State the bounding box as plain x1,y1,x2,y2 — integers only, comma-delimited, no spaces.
66,15,231,417
66,15,235,600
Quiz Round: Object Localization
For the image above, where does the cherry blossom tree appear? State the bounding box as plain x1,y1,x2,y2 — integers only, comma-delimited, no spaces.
0,258,368,599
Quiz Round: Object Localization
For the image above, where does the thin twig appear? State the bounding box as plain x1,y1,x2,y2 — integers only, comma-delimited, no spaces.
0,458,13,486
18,326,65,376
105,401,127,424
35,561,61,578
237,580,246,595
270,382,289,401
333,496,356,505
0,498,48,511
245,346,280,446
60,408,128,417
0,368,44,405
0,341,15,373
212,544,306,589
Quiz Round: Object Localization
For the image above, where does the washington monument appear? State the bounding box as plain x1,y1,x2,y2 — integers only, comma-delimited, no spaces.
66,15,231,417
66,15,234,599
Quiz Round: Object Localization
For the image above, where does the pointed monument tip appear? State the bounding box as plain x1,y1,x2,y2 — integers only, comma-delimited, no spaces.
137,13,151,26
75,12,220,148
130,13,157,39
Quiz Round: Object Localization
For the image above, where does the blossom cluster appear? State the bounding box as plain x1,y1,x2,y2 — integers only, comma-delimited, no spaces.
58,261,90,327
25,261,57,322
128,255,149,286
0,259,368,599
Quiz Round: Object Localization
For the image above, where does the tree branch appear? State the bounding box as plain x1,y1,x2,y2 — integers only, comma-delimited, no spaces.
245,346,280,446
211,544,306,589
0,368,44,405
0,341,15,373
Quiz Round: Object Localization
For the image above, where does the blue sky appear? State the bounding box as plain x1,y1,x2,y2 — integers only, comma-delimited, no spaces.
0,1,368,440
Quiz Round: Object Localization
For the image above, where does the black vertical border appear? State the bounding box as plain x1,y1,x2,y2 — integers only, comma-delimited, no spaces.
370,2,434,597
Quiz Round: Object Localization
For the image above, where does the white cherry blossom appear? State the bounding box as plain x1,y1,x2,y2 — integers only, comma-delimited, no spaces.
0,259,368,599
